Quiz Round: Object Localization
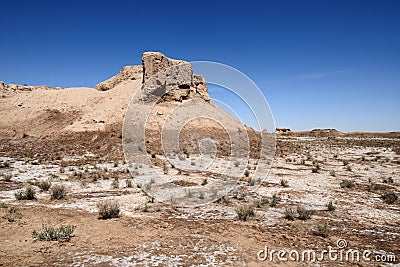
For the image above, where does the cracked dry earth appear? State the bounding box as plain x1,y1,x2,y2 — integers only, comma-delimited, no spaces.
0,135,399,266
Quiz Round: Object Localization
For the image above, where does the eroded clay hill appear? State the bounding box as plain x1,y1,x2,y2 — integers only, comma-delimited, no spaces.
0,52,262,160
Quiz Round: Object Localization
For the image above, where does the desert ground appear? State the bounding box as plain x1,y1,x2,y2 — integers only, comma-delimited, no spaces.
0,53,399,266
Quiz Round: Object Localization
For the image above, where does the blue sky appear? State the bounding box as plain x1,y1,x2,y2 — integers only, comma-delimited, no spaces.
1,0,399,132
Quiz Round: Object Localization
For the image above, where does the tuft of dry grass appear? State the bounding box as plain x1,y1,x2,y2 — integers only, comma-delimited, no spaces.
2,173,13,182
381,191,398,204
111,178,119,189
314,223,329,238
35,180,52,191
284,207,296,221
297,206,313,220
270,194,281,207
280,179,289,187
253,196,268,208
0,161,11,168
235,205,255,221
50,185,67,200
382,177,394,184
311,167,319,173
326,201,336,211
340,179,355,188
15,186,36,200
163,163,169,174
97,199,120,219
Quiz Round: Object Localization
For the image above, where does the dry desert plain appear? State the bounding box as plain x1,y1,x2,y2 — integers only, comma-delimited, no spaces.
0,52,399,266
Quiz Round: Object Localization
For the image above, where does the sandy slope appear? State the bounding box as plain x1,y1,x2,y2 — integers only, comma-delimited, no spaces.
0,79,142,138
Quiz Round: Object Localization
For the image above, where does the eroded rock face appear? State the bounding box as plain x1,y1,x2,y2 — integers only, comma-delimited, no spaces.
1,52,210,103
94,65,142,91
140,63,193,103
142,52,210,102
142,52,185,82
192,75,210,101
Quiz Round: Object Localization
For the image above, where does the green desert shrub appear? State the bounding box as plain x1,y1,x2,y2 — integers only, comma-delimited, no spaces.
381,191,398,204
32,224,75,241
270,194,281,207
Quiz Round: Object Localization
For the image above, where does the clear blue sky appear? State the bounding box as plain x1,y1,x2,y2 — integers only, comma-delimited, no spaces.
1,0,399,132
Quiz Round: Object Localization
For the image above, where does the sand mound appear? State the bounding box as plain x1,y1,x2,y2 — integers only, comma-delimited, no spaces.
0,79,142,138
0,52,240,143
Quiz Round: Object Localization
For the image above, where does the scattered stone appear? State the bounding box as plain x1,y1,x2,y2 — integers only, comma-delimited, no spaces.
276,128,291,133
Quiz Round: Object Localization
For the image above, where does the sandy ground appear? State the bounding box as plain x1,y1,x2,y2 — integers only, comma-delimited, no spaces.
0,135,399,266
